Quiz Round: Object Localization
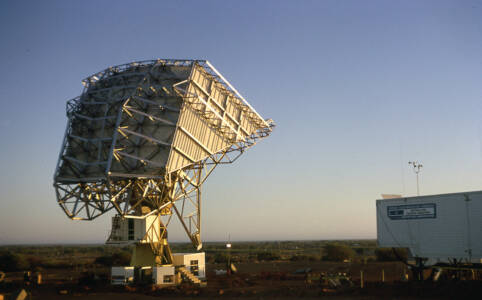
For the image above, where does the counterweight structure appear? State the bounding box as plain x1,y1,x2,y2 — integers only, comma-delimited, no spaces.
54,59,274,268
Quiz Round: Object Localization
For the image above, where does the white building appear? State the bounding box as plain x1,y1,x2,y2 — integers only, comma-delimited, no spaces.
377,191,482,265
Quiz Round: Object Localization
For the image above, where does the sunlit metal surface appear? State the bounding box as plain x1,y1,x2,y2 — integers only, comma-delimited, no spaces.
54,59,274,258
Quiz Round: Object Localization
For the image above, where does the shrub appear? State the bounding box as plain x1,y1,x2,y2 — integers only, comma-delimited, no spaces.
0,252,29,272
375,248,408,262
355,248,365,255
94,255,113,266
213,253,228,263
95,252,131,266
322,244,355,262
256,252,280,261
289,254,318,261
113,252,131,266
26,256,44,271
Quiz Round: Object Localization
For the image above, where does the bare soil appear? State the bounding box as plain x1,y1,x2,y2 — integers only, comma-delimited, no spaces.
1,261,481,299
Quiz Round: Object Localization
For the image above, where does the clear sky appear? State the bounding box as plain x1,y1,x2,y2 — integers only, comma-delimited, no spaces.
0,0,481,244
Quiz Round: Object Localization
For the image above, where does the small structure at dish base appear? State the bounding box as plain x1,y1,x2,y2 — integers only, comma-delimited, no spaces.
54,59,274,287
111,267,134,285
376,190,482,268
108,215,161,243
173,252,206,279
153,266,176,286
111,254,205,285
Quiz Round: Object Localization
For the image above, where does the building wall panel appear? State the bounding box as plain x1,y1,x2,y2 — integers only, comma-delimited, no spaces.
376,191,482,265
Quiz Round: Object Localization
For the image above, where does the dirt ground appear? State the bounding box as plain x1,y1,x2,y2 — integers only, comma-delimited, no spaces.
229,261,409,282
1,261,481,299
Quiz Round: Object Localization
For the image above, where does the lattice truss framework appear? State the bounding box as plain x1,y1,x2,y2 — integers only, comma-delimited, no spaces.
54,59,274,249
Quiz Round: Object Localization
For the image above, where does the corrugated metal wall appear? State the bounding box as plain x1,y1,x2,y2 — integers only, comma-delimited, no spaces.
376,191,482,264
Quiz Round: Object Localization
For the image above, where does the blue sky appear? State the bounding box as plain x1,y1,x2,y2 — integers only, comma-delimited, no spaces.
0,0,481,244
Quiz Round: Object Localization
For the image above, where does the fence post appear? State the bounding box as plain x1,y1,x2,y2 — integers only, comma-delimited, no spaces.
360,270,364,288
382,269,385,282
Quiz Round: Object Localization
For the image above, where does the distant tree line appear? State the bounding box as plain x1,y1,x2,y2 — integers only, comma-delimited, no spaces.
205,243,408,263
0,248,133,272
0,241,408,272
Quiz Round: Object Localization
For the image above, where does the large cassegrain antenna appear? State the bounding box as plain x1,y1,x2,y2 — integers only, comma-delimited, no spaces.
53,59,274,285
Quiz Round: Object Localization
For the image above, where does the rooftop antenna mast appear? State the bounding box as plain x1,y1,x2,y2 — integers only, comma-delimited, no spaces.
408,161,423,196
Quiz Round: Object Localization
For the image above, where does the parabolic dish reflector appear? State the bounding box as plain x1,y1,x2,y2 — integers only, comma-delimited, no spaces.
54,59,274,224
